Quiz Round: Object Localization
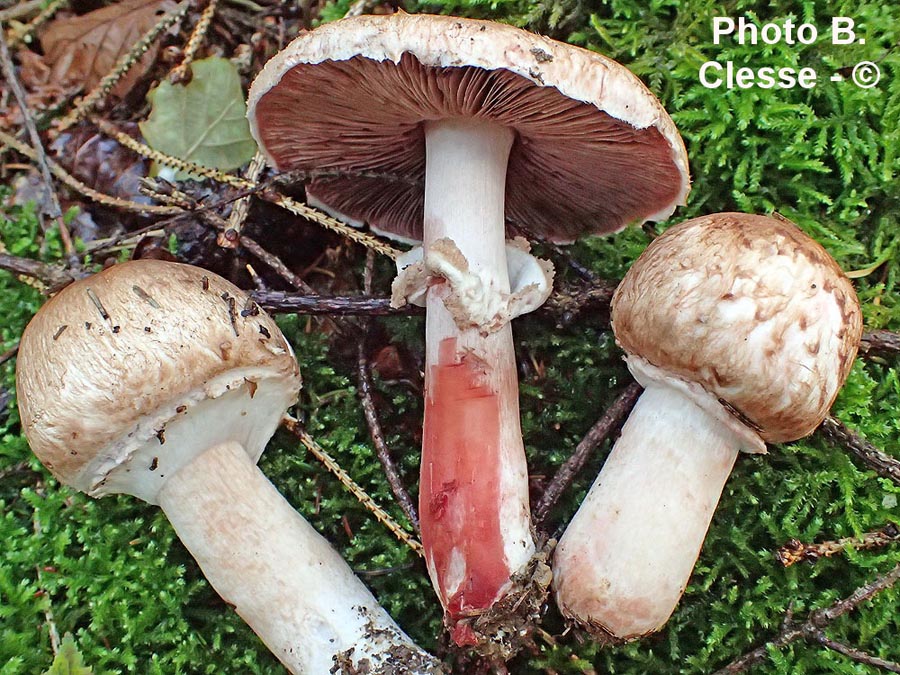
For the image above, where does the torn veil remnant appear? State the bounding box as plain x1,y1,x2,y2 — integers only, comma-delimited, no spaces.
247,12,689,654
552,213,862,640
16,259,442,675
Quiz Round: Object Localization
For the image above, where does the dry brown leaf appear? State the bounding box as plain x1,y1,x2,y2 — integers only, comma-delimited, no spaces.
31,0,177,98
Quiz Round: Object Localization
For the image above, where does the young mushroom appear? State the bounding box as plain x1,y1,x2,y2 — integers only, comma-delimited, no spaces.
16,259,442,675
246,12,689,650
553,213,862,640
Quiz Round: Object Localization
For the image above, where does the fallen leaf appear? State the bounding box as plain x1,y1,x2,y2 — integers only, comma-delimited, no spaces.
31,0,176,97
139,57,257,178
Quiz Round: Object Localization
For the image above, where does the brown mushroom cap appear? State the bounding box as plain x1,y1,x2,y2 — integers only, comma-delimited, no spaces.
611,213,862,444
16,260,300,498
247,12,690,243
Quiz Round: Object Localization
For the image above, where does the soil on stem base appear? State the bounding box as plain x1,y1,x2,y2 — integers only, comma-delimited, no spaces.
421,337,509,646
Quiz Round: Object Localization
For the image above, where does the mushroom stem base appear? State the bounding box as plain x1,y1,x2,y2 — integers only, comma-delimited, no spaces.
158,440,439,674
553,385,742,639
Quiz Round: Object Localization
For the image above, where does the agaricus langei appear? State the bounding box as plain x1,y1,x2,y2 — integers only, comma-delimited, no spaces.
247,12,689,647
553,213,863,640
16,259,442,675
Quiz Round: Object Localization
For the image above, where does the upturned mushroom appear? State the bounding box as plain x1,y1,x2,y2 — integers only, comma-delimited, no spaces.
16,259,441,675
246,12,689,648
553,213,862,639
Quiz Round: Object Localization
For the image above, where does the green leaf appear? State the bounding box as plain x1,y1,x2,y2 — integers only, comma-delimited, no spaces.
139,57,256,178
42,635,92,675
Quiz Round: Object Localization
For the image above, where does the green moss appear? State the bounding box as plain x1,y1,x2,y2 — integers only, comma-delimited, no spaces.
2,0,900,672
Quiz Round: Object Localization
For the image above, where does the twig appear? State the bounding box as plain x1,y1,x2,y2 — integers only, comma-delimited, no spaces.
254,290,419,316
81,226,165,256
355,249,418,529
542,282,616,327
860,330,900,359
0,342,19,367
357,335,420,532
0,129,183,215
253,282,619,319
280,414,423,557
98,121,402,258
5,0,66,48
0,30,77,264
533,382,642,528
240,235,315,294
56,1,191,132
169,0,219,83
815,635,900,672
715,563,900,674
777,523,900,566
220,151,264,248
353,562,417,578
819,416,900,486
0,251,74,289
0,460,40,482
245,263,266,291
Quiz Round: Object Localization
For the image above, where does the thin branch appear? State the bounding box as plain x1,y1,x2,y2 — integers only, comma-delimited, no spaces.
860,330,900,359
815,635,900,672
355,249,419,530
714,563,900,674
533,382,642,529
5,0,66,48
253,282,619,319
357,341,420,533
816,564,900,623
819,416,900,486
254,290,420,316
542,282,616,327
0,342,19,367
0,30,77,263
56,1,191,132
0,251,74,289
239,235,315,294
280,415,423,557
777,523,900,566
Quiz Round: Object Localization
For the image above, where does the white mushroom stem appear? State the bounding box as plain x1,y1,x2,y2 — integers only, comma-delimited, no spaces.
418,118,535,637
157,440,439,674
553,384,743,639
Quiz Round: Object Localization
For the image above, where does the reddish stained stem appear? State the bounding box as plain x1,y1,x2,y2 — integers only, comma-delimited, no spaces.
420,337,510,645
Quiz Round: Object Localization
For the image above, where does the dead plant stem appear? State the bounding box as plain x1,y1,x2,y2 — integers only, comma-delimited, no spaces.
0,30,77,264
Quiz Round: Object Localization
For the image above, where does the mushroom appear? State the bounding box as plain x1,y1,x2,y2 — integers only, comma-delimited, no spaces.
246,12,689,648
553,213,863,640
16,259,442,675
